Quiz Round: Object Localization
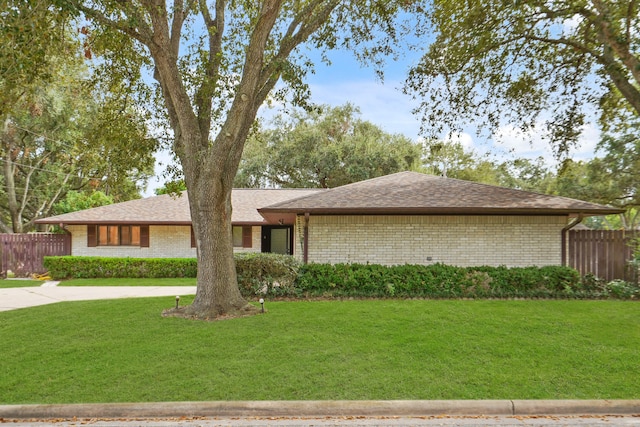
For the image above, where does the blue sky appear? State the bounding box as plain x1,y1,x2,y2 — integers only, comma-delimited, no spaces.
297,46,600,162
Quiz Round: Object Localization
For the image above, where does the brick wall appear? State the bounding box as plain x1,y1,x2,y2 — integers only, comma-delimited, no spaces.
306,215,567,267
67,225,262,257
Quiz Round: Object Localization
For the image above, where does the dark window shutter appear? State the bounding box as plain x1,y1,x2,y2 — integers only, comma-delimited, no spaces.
140,225,150,247
242,226,252,248
190,226,196,248
87,225,97,247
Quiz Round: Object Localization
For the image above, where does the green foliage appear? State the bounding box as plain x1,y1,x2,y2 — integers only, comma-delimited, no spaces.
154,180,186,196
235,252,302,297
235,104,423,188
52,190,113,215
0,11,157,232
294,263,626,299
45,254,301,297
0,0,72,117
45,256,638,300
44,257,198,279
604,280,640,299
407,0,640,156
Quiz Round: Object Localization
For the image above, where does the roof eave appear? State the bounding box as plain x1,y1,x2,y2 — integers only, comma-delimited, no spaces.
259,207,625,216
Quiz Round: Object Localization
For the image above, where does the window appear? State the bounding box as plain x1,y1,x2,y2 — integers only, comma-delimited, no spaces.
190,225,252,248
232,226,244,247
88,225,149,247
236,226,253,248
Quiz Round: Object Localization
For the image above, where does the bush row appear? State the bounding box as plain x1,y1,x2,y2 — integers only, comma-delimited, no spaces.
43,253,300,293
44,255,639,299
44,256,198,279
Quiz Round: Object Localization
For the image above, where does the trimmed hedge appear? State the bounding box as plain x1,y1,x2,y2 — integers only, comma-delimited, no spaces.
43,254,301,296
44,256,197,279
295,263,585,299
44,255,638,299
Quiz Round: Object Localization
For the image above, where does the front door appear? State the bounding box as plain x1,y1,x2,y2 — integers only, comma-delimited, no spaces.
261,226,293,255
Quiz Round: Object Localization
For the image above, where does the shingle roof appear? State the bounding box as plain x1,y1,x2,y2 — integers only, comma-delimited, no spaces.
36,189,323,225
259,171,623,216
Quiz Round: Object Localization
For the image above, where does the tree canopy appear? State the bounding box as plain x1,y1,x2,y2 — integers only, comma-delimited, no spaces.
0,0,157,232
236,104,423,188
406,0,640,157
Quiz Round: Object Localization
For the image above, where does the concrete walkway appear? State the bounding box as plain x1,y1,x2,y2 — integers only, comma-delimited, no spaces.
0,284,197,312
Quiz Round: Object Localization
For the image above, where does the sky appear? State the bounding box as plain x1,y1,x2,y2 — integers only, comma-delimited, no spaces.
144,27,601,196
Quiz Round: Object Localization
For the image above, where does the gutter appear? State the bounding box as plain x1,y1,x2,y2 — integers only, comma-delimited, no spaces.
561,214,584,266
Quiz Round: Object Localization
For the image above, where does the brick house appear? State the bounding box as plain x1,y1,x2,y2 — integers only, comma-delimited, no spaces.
36,172,622,267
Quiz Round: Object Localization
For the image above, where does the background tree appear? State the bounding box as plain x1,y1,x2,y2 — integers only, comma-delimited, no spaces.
0,48,157,233
0,0,70,121
1,0,158,233
53,190,113,215
422,140,484,179
67,0,425,319
235,104,423,188
406,0,640,156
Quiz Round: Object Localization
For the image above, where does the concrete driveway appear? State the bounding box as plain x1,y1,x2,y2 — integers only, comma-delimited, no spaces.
0,284,197,312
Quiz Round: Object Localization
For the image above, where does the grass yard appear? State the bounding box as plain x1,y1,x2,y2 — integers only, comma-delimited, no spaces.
59,278,196,286
0,279,43,288
0,298,638,404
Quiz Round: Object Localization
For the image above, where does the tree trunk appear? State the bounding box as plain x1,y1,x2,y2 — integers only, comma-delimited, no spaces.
184,174,255,319
164,126,257,320
1,119,22,233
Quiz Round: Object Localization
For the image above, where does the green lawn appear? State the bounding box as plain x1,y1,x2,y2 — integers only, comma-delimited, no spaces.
59,278,196,286
0,279,43,288
1,299,638,404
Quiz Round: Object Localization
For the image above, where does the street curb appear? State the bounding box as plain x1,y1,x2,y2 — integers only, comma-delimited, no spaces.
0,400,638,419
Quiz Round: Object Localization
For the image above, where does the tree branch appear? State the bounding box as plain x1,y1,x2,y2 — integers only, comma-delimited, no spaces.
68,1,153,46
216,0,283,155
194,0,225,142
257,0,340,102
592,0,640,86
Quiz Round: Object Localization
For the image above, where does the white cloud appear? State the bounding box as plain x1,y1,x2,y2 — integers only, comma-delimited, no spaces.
308,79,421,140
493,121,599,165
493,124,552,160
444,132,475,152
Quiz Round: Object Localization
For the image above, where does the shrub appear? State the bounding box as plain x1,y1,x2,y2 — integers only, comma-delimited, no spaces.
44,255,635,300
296,263,587,299
44,256,197,279
44,253,302,298
235,252,302,297
604,280,640,299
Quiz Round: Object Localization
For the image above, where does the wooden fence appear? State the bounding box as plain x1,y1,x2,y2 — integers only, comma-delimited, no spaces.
0,233,71,277
567,229,637,282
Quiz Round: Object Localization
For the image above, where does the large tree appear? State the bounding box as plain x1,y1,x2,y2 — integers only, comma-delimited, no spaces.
406,0,640,156
236,104,423,188
0,0,70,119
66,1,424,319
1,0,157,232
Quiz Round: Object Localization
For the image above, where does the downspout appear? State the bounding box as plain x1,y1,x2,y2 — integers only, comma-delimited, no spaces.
561,214,583,266
303,212,310,264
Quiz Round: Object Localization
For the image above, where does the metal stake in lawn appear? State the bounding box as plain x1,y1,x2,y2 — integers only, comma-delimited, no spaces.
259,298,264,313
